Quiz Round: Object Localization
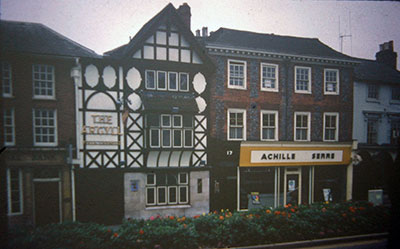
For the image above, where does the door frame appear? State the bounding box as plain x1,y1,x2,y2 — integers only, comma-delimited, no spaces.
283,167,302,205
33,176,62,226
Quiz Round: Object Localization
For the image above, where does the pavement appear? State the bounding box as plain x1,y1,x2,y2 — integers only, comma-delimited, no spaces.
225,233,388,249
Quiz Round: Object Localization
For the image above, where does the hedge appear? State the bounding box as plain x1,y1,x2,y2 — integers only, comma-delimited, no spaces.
9,201,390,249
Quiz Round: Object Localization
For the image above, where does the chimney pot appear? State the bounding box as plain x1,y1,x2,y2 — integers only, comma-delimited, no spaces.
202,27,208,37
195,29,201,37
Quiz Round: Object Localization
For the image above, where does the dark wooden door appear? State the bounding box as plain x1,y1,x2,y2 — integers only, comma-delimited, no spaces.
34,181,60,226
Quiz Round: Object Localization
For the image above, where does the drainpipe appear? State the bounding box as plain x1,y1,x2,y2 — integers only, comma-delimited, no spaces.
70,57,82,221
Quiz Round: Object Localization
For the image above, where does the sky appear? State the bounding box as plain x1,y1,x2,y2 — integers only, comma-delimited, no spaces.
1,0,400,68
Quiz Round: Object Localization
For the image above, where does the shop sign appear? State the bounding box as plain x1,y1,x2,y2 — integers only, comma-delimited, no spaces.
251,150,343,164
82,112,121,146
251,192,260,205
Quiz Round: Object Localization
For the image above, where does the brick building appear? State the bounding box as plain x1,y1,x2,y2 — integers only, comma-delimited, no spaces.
1,20,99,227
71,3,214,224
201,28,359,211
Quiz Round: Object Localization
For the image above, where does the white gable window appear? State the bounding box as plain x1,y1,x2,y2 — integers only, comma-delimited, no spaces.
324,69,339,95
294,112,311,141
228,60,246,90
33,109,57,146
295,66,311,94
33,64,55,99
179,73,189,92
145,70,156,89
168,72,178,91
2,62,12,97
157,71,167,90
323,113,339,141
261,63,278,92
228,109,246,140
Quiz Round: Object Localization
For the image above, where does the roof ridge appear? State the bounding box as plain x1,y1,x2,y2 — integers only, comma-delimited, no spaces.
216,27,319,40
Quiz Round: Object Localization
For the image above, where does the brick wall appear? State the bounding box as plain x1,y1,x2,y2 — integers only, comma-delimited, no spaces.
208,54,354,142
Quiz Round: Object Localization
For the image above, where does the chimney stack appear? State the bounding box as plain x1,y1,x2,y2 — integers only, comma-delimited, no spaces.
376,40,397,69
202,27,208,37
195,29,201,37
177,3,191,29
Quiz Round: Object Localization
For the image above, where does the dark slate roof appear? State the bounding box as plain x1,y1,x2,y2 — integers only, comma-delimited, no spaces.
355,59,400,84
1,20,99,58
205,28,355,61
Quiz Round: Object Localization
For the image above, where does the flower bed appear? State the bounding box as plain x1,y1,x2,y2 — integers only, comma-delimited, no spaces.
9,201,389,249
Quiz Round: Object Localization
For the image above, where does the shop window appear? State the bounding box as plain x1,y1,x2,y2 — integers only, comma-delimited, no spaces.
33,64,55,99
323,113,339,141
295,66,311,94
228,60,246,89
294,112,310,141
240,168,275,210
33,109,57,146
2,61,12,97
261,110,278,141
3,109,15,146
148,114,193,148
260,63,278,92
228,109,246,141
146,172,189,206
7,168,23,215
324,69,339,95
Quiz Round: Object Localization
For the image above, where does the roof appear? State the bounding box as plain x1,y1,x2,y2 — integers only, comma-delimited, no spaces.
355,59,400,84
205,28,355,61
1,20,99,58
104,3,213,69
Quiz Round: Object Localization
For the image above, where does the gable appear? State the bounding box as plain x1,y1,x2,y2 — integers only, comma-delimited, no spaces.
132,22,203,64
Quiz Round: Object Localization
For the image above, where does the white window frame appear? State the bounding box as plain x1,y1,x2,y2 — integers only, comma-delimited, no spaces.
260,110,278,141
260,63,279,92
3,109,15,146
323,112,339,142
228,59,247,90
146,172,189,206
146,174,156,206
157,71,167,90
150,128,160,148
179,72,189,92
179,185,189,204
168,72,178,91
184,129,193,148
173,129,183,148
161,129,172,148
33,109,58,146
367,84,379,101
7,168,23,215
32,64,55,99
227,108,246,141
145,70,156,89
294,112,311,141
157,186,168,205
168,186,178,204
2,61,12,97
295,66,311,94
324,69,339,95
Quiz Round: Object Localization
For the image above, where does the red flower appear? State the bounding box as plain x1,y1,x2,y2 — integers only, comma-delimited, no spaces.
219,215,224,220
113,233,119,238
169,216,175,220
287,214,292,218
194,215,200,219
266,209,271,214
139,229,144,235
274,211,281,215
290,208,296,213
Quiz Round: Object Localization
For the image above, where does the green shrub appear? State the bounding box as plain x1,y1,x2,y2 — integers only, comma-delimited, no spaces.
9,201,390,249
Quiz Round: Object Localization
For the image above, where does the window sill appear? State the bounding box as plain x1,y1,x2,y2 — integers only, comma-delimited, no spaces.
324,92,339,96
260,88,279,92
227,86,247,90
366,98,380,104
294,91,312,95
33,96,56,101
145,204,191,210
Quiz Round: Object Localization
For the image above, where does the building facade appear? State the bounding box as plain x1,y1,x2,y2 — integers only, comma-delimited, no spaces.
352,41,400,201
202,28,358,211
72,3,214,224
1,20,98,227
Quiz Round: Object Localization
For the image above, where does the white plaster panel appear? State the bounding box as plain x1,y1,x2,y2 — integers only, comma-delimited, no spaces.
127,93,142,111
156,31,167,45
195,97,207,114
181,49,191,63
146,35,154,44
143,46,154,59
133,49,142,59
102,66,117,89
126,67,142,90
193,73,207,94
84,64,99,87
169,48,179,62
169,33,179,46
87,92,115,110
156,47,167,60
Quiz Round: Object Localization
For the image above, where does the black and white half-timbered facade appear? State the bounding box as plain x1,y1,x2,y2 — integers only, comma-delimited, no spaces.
72,3,213,223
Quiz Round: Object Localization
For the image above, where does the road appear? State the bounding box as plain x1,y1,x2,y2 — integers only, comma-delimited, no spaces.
300,239,387,249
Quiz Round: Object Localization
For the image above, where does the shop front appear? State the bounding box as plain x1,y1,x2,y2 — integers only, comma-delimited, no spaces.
238,142,354,210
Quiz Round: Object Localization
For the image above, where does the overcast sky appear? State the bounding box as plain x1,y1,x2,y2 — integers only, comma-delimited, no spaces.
1,0,400,68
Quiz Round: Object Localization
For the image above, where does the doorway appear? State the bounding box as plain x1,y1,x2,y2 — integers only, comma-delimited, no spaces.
33,175,61,226
284,167,301,205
